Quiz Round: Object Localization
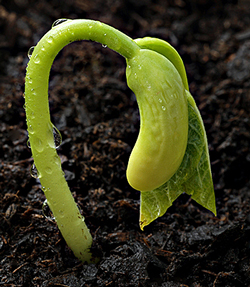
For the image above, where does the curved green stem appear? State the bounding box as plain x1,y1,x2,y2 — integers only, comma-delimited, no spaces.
25,19,140,262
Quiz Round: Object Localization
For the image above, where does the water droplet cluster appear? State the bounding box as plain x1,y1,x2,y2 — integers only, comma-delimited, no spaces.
158,98,166,111
27,124,62,185
27,124,62,149
27,19,68,59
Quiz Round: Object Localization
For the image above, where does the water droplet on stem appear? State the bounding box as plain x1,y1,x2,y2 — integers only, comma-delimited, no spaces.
30,163,40,178
28,46,35,59
53,126,62,148
29,124,34,134
45,166,52,174
52,18,68,28
77,204,83,216
47,36,53,44
42,200,55,221
34,54,40,64
35,137,44,153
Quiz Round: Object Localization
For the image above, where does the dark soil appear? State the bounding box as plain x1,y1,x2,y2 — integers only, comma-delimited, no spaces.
1,0,250,286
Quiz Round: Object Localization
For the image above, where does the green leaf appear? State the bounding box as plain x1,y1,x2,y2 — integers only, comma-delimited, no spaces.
140,91,216,230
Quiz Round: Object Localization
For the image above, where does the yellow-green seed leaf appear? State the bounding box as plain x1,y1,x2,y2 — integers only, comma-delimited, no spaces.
140,91,216,230
126,49,188,192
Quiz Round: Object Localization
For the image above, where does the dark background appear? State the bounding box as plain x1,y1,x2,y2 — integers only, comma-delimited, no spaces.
1,0,250,286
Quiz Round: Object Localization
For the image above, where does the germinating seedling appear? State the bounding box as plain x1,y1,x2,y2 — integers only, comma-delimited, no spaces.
25,19,216,263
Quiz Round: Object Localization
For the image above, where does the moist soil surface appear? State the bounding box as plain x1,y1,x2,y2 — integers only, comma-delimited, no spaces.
1,0,250,286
